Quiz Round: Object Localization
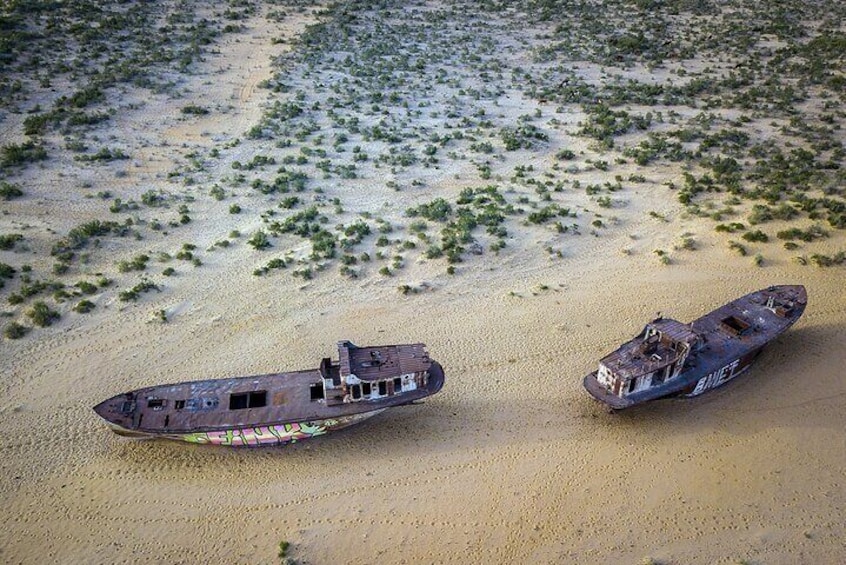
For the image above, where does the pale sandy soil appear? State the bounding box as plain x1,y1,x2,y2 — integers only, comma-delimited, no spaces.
1,5,844,565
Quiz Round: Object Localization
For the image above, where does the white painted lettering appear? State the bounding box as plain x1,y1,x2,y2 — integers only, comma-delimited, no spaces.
690,358,742,396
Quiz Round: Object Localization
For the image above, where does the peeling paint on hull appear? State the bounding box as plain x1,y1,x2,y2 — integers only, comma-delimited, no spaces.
104,411,384,447
94,342,444,447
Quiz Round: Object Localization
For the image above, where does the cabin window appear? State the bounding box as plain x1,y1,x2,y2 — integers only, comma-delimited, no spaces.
378,381,387,396
393,377,403,392
174,400,186,410
351,384,362,400
310,383,325,401
147,399,165,409
627,378,638,394
362,382,372,396
229,391,267,410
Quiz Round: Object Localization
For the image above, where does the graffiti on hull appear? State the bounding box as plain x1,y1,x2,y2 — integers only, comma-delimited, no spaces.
182,420,338,446
688,358,742,396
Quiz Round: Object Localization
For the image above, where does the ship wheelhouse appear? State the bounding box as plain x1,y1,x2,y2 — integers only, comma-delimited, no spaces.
596,318,701,399
312,341,432,405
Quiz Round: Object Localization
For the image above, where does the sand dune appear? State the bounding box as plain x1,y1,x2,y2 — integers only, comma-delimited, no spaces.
2,236,843,564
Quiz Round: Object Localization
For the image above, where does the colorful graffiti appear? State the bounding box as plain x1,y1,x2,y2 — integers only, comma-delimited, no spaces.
181,420,337,446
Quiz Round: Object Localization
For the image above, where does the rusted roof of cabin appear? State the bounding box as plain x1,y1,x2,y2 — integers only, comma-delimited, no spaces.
600,318,699,381
338,341,431,381
601,346,679,381
649,318,699,344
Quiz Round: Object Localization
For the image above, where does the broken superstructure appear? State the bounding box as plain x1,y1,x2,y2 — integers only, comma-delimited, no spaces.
583,285,807,409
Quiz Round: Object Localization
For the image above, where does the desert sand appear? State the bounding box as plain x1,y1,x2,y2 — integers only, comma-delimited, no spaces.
1,3,845,565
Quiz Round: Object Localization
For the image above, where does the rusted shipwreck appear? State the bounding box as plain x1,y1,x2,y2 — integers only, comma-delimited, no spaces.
94,341,445,446
583,285,807,410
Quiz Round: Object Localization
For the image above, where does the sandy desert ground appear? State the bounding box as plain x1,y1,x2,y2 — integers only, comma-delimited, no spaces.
1,2,845,564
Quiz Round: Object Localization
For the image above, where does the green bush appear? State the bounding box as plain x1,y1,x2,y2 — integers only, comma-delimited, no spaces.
728,241,747,256
742,230,769,243
3,322,28,340
73,281,96,295
74,147,129,162
23,113,52,135
500,123,548,150
776,226,827,242
52,220,125,257
181,104,209,115
527,204,569,225
809,252,846,267
67,86,105,108
0,263,15,279
247,230,271,250
1,141,48,169
0,181,24,200
310,229,336,259
27,301,60,327
73,300,95,313
748,205,773,225
715,223,745,233
0,234,23,250
406,198,452,222
118,279,160,302
117,254,149,272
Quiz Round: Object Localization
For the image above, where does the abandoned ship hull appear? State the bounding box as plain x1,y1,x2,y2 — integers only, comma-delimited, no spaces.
678,346,764,397
94,342,445,446
583,345,765,409
583,285,806,410
102,410,385,447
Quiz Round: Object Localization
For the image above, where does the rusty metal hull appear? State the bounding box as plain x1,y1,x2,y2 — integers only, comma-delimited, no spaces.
102,411,384,447
583,285,806,410
94,342,445,446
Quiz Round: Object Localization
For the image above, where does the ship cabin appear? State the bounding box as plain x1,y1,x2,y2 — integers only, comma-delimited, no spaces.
310,341,432,406
595,318,702,399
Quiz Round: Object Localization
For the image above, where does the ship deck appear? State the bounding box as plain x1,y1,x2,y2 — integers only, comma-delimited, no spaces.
95,360,444,434
583,285,807,408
